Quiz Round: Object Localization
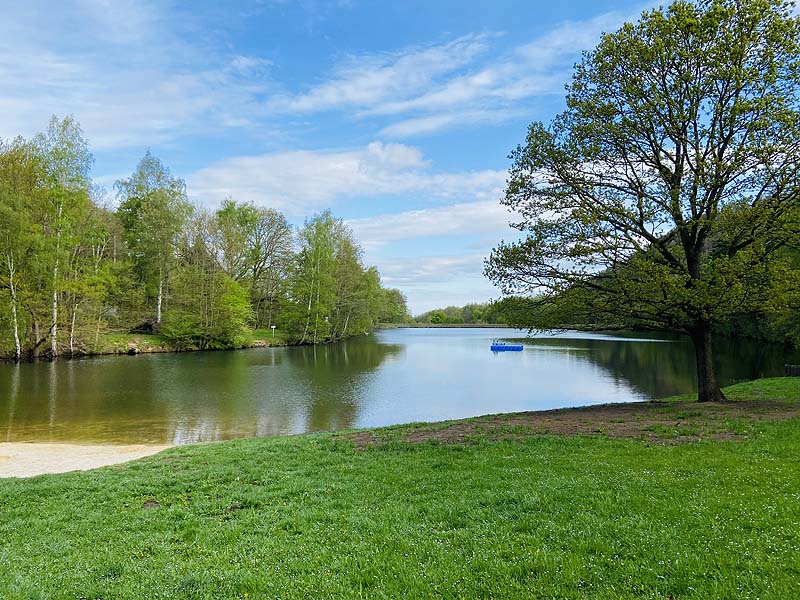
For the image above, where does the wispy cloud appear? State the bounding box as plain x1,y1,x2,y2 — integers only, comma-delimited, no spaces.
0,1,275,149
378,253,486,285
347,200,511,250
0,2,643,149
375,253,498,313
188,141,506,215
379,108,528,138
267,34,492,114
269,9,636,138
75,0,162,46
348,201,522,312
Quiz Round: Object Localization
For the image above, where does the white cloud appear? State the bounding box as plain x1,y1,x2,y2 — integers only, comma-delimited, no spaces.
378,254,485,287
76,0,162,46
0,2,647,150
268,34,492,113
227,55,273,76
188,141,506,215
0,1,275,149
347,200,510,249
372,10,633,137
374,254,499,314
269,9,637,138
379,108,527,138
347,201,524,313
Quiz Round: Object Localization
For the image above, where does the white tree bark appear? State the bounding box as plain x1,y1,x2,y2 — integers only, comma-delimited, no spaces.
51,203,63,358
342,308,351,339
7,254,21,361
156,277,163,325
300,253,315,345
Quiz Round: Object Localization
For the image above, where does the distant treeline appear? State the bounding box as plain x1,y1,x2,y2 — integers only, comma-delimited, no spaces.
414,302,506,325
418,291,800,347
0,116,409,360
497,272,800,349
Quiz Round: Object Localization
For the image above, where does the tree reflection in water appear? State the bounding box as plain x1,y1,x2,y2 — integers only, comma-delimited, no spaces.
512,331,799,399
0,329,795,444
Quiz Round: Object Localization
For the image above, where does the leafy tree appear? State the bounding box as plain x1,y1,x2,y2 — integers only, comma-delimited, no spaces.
330,233,366,338
0,139,44,360
428,310,446,324
161,212,254,350
379,288,411,323
486,0,800,401
115,151,192,328
0,117,402,358
211,199,293,327
281,212,390,343
1,128,99,359
329,235,385,338
35,116,94,357
352,266,384,334
212,198,258,280
59,198,129,356
414,302,503,324
161,266,253,350
281,212,338,343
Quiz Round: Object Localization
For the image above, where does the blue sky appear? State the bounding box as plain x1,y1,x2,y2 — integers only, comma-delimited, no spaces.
0,0,654,313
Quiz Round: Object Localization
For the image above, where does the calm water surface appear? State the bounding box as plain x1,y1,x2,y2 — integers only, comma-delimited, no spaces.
0,328,796,444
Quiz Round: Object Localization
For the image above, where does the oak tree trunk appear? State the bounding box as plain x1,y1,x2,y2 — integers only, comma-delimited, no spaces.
689,322,727,403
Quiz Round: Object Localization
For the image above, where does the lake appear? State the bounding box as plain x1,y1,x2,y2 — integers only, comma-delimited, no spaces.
0,328,796,445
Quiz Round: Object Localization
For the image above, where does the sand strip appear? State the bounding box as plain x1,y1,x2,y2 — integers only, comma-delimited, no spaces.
0,443,171,478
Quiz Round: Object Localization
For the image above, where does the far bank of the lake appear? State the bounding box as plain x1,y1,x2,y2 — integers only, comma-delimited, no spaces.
379,322,512,328
93,330,290,356
0,377,798,598
1,329,298,361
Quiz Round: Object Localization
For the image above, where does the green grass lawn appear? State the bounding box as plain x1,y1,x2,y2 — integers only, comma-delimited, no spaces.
1,379,799,599
245,328,288,347
98,332,170,354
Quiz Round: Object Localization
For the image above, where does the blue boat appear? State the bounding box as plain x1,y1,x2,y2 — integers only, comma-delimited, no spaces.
491,339,524,352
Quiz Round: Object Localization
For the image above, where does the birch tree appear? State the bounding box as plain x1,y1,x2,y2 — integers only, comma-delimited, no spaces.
0,141,36,360
116,151,191,328
34,116,93,358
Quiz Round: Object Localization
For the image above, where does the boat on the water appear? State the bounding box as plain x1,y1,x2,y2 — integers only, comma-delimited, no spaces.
490,339,524,352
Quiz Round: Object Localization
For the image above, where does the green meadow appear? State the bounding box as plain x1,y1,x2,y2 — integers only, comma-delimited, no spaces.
0,378,798,599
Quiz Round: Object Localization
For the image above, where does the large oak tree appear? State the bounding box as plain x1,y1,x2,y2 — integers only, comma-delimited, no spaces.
486,0,800,401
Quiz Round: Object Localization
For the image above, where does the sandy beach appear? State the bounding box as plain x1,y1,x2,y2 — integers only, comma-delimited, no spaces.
0,443,170,478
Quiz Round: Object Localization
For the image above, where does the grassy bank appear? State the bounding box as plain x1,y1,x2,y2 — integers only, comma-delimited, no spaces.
0,379,799,598
57,330,291,357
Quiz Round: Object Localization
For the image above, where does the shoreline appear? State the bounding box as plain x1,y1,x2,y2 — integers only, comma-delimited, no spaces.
0,443,171,478
0,335,292,363
3,377,797,478
0,325,518,362
379,323,512,328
